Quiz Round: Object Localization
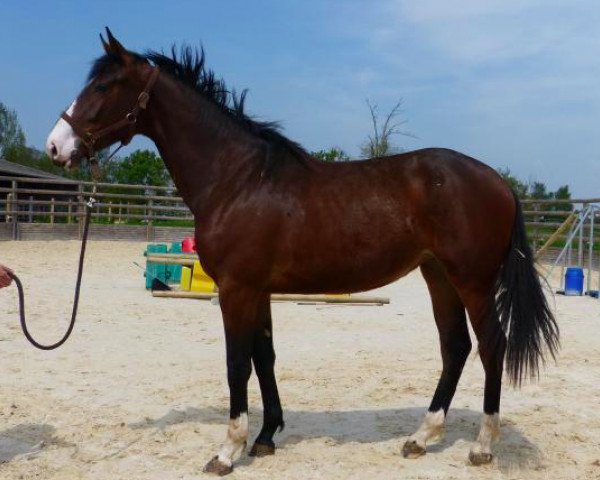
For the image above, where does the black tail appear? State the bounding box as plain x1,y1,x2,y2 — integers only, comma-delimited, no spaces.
495,191,560,385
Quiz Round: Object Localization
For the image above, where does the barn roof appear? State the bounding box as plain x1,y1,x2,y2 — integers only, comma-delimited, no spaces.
0,158,72,181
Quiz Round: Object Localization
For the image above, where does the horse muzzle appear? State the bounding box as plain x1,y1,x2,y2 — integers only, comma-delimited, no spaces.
48,145,84,170
46,115,82,169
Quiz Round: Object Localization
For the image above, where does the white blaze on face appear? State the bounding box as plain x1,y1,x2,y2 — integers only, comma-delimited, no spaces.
46,100,80,167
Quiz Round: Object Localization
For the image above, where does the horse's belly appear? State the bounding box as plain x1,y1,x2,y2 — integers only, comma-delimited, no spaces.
270,242,425,294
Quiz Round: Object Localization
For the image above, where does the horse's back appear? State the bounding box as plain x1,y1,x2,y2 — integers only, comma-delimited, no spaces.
264,148,515,293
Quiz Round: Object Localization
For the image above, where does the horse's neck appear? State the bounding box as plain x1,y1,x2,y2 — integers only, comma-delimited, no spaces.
141,76,263,216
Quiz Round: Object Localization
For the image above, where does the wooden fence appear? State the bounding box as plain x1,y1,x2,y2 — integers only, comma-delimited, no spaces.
0,174,597,253
0,175,194,242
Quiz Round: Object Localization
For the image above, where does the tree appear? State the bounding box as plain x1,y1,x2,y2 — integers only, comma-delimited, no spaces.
360,98,414,158
0,101,26,158
113,149,169,186
529,181,551,200
498,168,572,224
498,168,572,206
550,185,573,213
553,185,571,201
497,168,528,199
311,147,350,162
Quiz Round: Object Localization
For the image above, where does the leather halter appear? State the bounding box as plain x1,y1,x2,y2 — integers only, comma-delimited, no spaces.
60,67,160,173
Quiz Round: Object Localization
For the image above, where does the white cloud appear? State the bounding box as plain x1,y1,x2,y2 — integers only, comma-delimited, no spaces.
365,0,600,66
391,0,568,23
322,0,600,195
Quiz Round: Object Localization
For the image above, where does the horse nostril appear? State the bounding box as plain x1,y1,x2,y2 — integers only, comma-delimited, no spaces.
50,143,58,159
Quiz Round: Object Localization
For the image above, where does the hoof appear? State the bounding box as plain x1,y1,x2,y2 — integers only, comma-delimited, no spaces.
249,441,275,457
402,440,426,459
203,456,233,476
469,451,493,466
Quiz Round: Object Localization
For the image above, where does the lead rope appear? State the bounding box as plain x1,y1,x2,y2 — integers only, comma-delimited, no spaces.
8,185,97,350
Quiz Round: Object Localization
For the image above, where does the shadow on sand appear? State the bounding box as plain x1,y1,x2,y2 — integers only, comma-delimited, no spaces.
0,423,73,463
130,405,543,471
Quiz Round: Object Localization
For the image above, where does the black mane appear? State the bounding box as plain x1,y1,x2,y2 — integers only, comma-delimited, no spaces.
89,46,310,165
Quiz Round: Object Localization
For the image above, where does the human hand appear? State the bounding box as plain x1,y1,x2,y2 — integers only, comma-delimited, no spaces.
0,264,14,288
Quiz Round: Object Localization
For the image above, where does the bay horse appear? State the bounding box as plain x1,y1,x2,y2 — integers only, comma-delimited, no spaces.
46,29,559,475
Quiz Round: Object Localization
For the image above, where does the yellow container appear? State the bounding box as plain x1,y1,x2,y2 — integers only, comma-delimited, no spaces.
180,266,192,291
190,260,217,293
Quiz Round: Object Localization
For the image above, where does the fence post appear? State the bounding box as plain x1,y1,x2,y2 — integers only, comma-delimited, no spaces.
11,181,18,240
578,203,587,267
597,210,600,295
587,206,595,293
5,193,12,223
533,202,540,253
147,190,154,242
78,183,84,240
67,199,72,224
50,197,55,225
28,195,33,223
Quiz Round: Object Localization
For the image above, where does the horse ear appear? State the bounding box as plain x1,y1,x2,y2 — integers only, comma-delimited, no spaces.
103,27,130,62
99,33,110,54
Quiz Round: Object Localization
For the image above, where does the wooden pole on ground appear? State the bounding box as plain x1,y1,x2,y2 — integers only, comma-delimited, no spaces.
152,290,390,305
146,253,196,266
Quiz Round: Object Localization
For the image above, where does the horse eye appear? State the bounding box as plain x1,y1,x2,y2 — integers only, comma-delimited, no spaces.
95,84,108,92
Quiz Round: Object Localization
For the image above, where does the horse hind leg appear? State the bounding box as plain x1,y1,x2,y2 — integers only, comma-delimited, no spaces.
462,286,506,465
403,259,471,458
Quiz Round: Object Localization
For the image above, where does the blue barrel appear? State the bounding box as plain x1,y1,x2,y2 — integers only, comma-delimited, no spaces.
564,267,584,296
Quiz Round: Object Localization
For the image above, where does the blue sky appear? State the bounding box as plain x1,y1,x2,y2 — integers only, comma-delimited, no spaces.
1,0,600,195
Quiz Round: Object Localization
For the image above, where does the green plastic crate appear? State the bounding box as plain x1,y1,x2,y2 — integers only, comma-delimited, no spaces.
145,244,168,289
167,242,183,283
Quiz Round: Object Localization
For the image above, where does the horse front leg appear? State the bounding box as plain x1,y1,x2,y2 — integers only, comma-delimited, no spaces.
204,286,261,476
249,297,284,456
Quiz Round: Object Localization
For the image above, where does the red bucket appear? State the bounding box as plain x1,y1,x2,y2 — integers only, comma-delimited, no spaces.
182,236,196,253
